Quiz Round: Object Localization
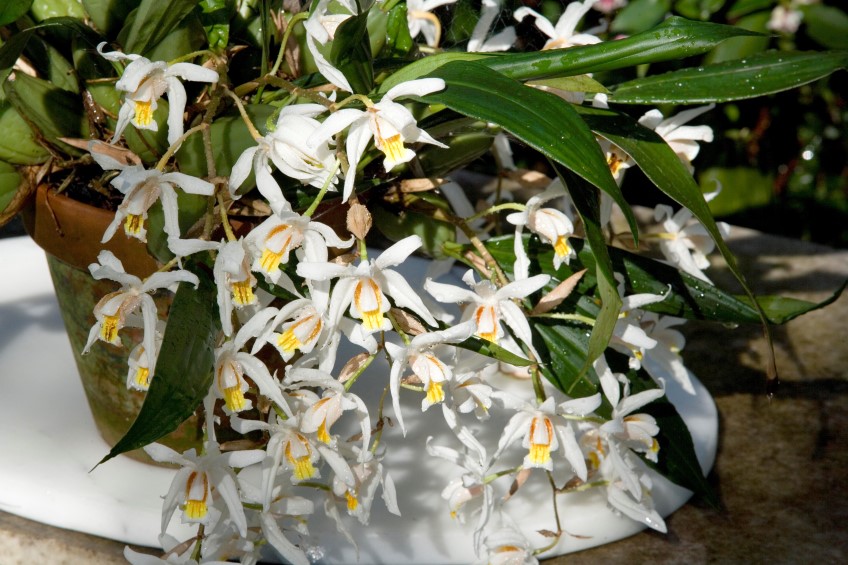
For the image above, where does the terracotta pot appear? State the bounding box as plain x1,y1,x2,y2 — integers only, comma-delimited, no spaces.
21,184,203,464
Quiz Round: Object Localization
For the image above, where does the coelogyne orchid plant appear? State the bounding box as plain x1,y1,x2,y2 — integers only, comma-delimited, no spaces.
1,0,845,563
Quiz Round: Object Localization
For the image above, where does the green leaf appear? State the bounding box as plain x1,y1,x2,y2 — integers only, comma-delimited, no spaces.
738,281,848,324
0,160,21,212
573,104,766,317
609,50,848,104
416,131,493,178
535,323,598,398
610,0,670,35
98,259,220,465
553,163,622,379
176,104,275,179
29,0,85,21
805,5,848,50
119,0,198,56
704,12,770,64
488,234,844,326
3,72,86,155
81,0,140,38
627,368,720,509
484,17,763,81
0,0,33,26
383,1,414,58
199,0,234,53
700,166,773,216
372,201,455,260
455,337,533,368
327,8,373,94
143,12,206,62
24,37,79,92
674,0,725,21
421,60,639,240
726,0,772,19
0,101,50,164
527,75,610,95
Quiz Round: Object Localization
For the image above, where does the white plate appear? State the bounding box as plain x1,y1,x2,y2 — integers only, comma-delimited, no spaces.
0,236,718,563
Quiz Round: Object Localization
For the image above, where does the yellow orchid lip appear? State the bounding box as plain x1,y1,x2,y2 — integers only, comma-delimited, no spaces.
133,99,154,127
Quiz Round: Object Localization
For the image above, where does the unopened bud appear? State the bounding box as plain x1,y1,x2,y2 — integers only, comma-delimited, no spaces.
346,200,372,240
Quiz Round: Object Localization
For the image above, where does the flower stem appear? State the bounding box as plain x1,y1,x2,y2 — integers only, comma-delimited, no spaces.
224,88,263,140
154,123,206,171
467,202,525,223
303,160,340,217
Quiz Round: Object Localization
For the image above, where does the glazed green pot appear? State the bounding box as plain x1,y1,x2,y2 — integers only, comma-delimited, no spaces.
23,184,203,464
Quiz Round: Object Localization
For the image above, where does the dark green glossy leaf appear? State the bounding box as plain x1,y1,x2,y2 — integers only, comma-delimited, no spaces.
422,60,638,240
119,0,197,56
24,37,79,92
805,5,848,50
455,337,533,368
610,0,670,35
527,75,610,95
143,13,206,62
82,0,139,38
704,11,770,64
383,1,414,58
199,0,233,53
573,104,770,334
417,131,493,178
610,50,848,104
534,323,598,398
489,234,844,326
98,259,220,465
628,368,720,509
372,201,455,260
553,163,622,380
0,0,32,26
484,17,763,81
328,9,373,94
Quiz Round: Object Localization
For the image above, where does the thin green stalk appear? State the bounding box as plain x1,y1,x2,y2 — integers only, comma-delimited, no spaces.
303,160,341,217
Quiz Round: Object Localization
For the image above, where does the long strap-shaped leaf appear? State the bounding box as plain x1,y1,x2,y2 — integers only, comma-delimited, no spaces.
552,162,622,381
378,17,760,92
575,104,779,386
421,60,639,240
609,50,848,104
96,258,220,466
485,17,763,81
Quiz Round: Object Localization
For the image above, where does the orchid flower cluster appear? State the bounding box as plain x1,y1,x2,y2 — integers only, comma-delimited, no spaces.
6,0,839,563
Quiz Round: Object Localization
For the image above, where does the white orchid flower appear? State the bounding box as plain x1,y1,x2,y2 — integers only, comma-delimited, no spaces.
229,135,291,215
270,103,340,189
424,269,549,349
407,0,457,47
494,396,597,478
287,367,371,454
212,307,292,415
83,251,198,365
653,198,729,283
232,412,355,501
303,0,374,91
638,313,696,395
213,240,259,336
639,104,715,172
144,440,265,538
467,0,516,52
89,155,214,243
125,320,164,391
297,235,438,333
97,43,218,146
308,79,447,201
330,447,399,525
514,0,602,50
478,522,537,565
507,179,575,279
244,208,353,284
384,322,474,434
